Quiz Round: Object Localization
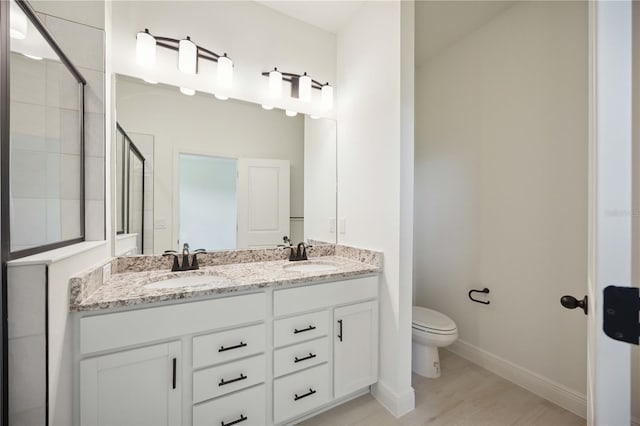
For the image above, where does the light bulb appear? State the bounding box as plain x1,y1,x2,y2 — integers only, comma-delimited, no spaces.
10,1,27,40
268,68,282,99
136,29,156,68
262,105,274,110
217,54,233,90
321,83,333,109
178,37,197,74
299,73,312,102
180,87,195,96
214,93,228,101
285,110,297,117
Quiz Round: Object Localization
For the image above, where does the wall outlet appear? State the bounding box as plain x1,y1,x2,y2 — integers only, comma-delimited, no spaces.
339,218,346,235
329,218,336,233
155,218,167,230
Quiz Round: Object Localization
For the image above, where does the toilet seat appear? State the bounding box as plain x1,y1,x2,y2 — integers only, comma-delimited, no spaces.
412,306,457,334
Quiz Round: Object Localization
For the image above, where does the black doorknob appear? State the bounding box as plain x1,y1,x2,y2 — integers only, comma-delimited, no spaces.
560,295,588,315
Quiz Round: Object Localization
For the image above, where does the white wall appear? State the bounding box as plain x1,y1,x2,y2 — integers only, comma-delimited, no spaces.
304,116,336,243
116,77,304,253
415,0,589,414
336,0,415,416
111,1,336,118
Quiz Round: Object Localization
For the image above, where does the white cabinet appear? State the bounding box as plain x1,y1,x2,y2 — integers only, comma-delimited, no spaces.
80,341,182,426
334,301,378,399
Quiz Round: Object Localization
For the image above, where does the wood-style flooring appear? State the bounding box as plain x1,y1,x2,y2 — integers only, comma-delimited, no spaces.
299,350,585,426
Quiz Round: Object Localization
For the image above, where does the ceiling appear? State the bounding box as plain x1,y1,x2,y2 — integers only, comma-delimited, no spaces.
416,1,514,66
255,0,364,34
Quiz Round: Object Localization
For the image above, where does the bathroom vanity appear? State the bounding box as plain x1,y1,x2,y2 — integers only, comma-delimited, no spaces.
71,247,380,425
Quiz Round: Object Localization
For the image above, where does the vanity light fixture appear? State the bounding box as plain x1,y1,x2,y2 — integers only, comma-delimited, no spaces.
310,114,320,120
135,29,234,89
180,87,195,96
143,78,158,85
321,83,333,109
10,0,27,40
262,68,332,108
285,110,298,117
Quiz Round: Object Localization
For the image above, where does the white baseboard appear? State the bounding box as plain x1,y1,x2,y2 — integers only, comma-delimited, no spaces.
448,339,587,419
371,380,415,418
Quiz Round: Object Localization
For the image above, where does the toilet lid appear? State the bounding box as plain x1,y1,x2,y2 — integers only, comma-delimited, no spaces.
412,306,457,332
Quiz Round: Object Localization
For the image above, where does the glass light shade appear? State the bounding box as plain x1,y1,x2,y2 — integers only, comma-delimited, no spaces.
268,69,282,99
23,53,43,61
298,73,312,102
10,1,27,40
310,114,320,120
321,84,333,109
143,78,158,84
262,104,274,110
180,87,195,96
178,37,197,74
285,110,297,117
215,93,228,101
136,30,156,68
217,54,233,89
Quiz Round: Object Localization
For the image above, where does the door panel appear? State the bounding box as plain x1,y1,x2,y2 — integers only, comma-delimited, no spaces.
237,158,290,248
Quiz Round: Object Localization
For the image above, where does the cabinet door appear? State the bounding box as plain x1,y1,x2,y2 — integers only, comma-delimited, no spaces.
334,301,378,398
80,341,182,426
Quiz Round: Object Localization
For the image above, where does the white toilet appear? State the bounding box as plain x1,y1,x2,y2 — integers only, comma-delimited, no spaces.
412,306,458,378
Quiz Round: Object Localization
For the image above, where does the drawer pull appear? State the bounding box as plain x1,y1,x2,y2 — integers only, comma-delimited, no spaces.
219,373,247,387
337,319,343,342
294,388,317,401
221,414,247,426
172,358,177,389
294,353,317,363
218,342,247,352
294,325,316,334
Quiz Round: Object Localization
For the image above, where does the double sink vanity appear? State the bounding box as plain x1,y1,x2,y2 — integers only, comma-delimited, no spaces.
70,244,381,425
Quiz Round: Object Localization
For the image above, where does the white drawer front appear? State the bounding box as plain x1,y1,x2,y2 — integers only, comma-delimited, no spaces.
273,276,378,317
81,292,266,354
193,384,266,426
273,310,329,348
274,337,328,378
193,354,265,403
193,323,265,369
273,363,330,424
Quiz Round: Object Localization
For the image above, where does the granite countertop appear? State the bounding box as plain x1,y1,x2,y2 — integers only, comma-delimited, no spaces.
71,256,380,312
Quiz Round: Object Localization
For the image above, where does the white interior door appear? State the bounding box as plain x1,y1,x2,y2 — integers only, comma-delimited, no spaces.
586,2,634,425
237,158,290,248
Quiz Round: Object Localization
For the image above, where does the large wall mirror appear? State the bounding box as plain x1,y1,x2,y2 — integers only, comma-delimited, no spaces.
114,75,337,255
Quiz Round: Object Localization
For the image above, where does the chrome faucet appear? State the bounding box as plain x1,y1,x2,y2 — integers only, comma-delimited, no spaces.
163,243,206,271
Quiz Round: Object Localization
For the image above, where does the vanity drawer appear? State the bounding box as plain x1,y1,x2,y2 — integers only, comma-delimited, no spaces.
273,276,378,317
193,384,266,426
193,323,265,369
193,354,265,403
274,310,329,348
80,293,266,354
274,337,328,378
274,363,330,424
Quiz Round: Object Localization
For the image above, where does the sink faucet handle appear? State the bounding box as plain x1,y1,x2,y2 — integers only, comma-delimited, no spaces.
191,249,206,270
162,252,180,271
182,243,190,254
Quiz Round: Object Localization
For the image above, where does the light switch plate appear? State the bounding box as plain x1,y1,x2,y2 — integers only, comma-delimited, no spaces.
329,218,336,233
339,218,346,235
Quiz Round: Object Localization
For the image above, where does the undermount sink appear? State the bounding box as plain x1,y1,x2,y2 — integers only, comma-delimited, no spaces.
144,275,228,289
282,261,339,273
